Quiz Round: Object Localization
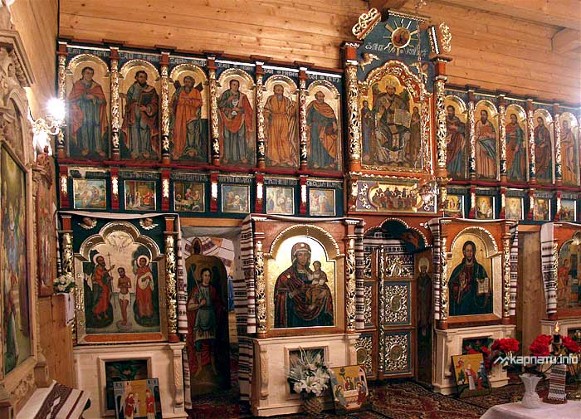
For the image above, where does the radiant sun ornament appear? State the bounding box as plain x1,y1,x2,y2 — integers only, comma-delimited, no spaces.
384,19,419,56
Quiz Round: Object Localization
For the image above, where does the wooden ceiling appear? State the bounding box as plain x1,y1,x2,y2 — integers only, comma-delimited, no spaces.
59,0,581,104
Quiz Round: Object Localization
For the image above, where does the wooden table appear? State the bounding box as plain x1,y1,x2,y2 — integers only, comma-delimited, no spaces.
480,401,581,418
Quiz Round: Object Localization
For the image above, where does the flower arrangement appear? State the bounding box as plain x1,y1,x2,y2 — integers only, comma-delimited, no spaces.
288,348,330,398
527,325,581,377
53,273,76,293
464,337,520,373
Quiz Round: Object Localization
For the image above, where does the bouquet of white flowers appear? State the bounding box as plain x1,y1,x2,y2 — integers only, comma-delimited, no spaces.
288,348,330,397
53,273,76,293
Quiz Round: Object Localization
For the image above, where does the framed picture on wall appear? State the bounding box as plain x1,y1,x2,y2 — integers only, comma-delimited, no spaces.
221,184,250,213
265,186,294,215
174,182,205,212
475,196,494,220
505,197,523,220
309,188,335,216
533,197,551,221
560,200,576,222
73,178,107,209
444,194,464,218
124,180,156,211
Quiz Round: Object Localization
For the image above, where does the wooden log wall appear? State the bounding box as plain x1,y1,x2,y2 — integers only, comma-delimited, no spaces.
10,0,58,117
59,0,580,105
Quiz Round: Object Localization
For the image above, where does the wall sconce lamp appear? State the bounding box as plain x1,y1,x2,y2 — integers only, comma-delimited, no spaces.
31,98,65,157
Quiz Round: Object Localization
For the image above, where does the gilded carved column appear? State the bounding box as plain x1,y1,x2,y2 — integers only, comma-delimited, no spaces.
342,41,361,172
207,56,220,166
255,61,266,169
498,94,507,179
254,233,267,336
110,47,121,160
345,64,361,171
502,233,511,324
345,235,357,332
165,217,178,342
378,247,386,373
467,90,476,178
553,104,562,184
298,67,308,170
56,43,67,159
160,52,171,164
439,237,448,328
526,99,536,182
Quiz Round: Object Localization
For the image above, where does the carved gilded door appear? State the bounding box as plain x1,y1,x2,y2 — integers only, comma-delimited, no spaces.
376,246,415,379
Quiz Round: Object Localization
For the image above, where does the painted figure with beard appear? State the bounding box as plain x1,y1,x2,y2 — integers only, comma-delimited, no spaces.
306,91,339,169
217,79,254,165
171,75,203,160
90,255,115,323
122,70,159,159
475,109,497,179
448,241,492,316
560,119,577,184
265,83,297,166
68,66,108,157
506,113,526,181
534,116,552,182
445,105,466,178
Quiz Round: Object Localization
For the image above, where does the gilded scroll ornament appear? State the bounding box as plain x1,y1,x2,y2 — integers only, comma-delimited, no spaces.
255,239,266,333
527,108,536,177
435,78,447,169
208,66,220,159
554,111,562,178
440,237,448,322
363,285,373,324
346,238,357,331
110,56,121,149
383,284,409,324
468,101,476,174
499,103,507,174
165,234,178,335
299,77,308,164
503,237,510,318
57,54,67,150
62,232,74,277
161,64,170,151
355,335,374,374
383,334,408,372
346,65,361,162
256,73,266,162
352,8,381,40
439,22,452,53
162,177,170,199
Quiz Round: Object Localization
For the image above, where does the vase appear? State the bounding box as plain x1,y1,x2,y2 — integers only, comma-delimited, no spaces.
302,394,323,416
519,373,542,408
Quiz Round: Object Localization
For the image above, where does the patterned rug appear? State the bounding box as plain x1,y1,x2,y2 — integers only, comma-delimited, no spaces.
369,381,487,419
188,381,490,418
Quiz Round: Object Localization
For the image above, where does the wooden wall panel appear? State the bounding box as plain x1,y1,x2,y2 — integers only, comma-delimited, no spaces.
38,295,75,387
10,0,58,117
58,0,580,103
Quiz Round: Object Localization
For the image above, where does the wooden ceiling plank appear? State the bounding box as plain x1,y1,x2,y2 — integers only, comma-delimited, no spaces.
553,28,581,53
435,0,581,30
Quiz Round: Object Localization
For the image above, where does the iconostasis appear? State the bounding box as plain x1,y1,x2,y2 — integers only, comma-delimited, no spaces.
52,5,581,418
